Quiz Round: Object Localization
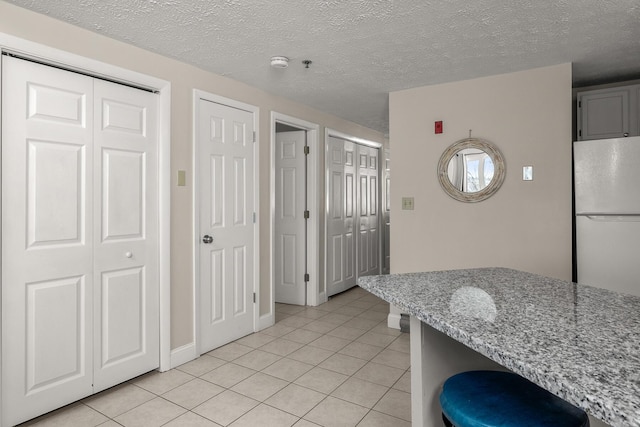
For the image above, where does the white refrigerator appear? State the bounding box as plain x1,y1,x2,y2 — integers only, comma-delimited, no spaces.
574,136,640,296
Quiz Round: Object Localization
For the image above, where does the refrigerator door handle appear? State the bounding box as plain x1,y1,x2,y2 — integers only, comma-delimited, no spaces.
582,215,640,222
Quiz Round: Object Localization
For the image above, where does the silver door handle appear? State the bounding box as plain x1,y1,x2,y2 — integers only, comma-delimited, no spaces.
202,235,213,244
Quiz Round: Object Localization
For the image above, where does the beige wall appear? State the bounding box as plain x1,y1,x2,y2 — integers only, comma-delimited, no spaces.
389,64,573,280
0,2,384,349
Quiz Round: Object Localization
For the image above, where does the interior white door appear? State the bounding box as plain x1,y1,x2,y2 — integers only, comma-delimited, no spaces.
1,56,160,426
198,99,255,353
382,149,391,275
2,56,95,426
327,136,356,296
327,137,382,297
275,130,306,305
92,79,159,392
357,144,380,278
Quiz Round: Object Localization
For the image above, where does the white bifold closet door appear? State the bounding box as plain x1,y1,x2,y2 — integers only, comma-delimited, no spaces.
357,144,379,278
382,149,391,275
1,56,159,426
326,137,380,297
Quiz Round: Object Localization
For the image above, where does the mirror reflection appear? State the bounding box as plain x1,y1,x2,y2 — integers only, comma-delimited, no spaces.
437,137,505,203
447,149,495,193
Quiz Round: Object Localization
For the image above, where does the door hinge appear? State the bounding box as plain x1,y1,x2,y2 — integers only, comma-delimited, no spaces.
303,210,310,219
578,129,582,137
578,101,581,108
253,212,256,223
253,131,256,143
253,292,256,303
304,145,310,155
304,273,310,282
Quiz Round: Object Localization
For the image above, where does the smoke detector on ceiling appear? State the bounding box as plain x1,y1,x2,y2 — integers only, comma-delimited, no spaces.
270,56,289,68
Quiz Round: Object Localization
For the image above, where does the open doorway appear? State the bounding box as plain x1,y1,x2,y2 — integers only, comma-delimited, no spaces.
271,113,320,308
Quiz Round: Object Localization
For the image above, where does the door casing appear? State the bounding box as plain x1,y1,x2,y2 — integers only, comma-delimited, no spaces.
0,31,172,417
270,113,320,310
193,90,260,355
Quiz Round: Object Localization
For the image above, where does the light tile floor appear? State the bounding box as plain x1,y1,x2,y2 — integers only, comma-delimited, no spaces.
20,286,411,427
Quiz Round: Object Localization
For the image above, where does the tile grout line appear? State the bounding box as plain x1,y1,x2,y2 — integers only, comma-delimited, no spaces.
24,288,409,426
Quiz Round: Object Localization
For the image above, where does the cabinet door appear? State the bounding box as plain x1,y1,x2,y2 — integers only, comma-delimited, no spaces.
578,89,630,140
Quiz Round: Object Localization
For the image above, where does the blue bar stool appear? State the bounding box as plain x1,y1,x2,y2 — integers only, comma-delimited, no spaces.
440,371,589,427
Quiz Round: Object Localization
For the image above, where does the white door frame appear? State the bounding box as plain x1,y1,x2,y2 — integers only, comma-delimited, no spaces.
193,90,260,355
270,113,320,309
0,31,172,405
324,129,382,297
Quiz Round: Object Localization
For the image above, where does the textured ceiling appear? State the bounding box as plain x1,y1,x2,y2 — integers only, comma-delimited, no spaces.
7,0,640,135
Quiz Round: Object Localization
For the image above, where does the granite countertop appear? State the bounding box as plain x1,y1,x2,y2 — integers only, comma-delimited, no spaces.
357,267,640,427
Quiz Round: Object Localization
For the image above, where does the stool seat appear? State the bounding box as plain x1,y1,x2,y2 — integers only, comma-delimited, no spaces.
440,371,589,427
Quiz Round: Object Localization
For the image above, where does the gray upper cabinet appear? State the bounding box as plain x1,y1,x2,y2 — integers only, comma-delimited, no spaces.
577,84,639,140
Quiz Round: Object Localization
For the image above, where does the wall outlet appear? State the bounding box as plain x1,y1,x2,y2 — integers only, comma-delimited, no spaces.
523,166,533,181
402,197,415,210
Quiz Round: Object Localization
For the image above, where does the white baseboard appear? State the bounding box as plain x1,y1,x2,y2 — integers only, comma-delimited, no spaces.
258,312,275,331
170,342,198,369
387,313,401,330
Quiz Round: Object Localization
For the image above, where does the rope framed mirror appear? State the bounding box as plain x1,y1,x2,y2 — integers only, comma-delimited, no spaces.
437,137,506,203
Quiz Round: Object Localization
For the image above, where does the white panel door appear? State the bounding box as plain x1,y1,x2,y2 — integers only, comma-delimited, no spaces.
357,144,380,278
2,56,95,426
198,99,255,353
327,137,356,296
92,79,159,391
2,56,160,425
275,131,306,305
382,149,391,274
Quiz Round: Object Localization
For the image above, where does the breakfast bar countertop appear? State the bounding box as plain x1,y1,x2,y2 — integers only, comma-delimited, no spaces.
357,267,640,427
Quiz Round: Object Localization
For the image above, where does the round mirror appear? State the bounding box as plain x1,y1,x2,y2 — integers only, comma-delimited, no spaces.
437,137,505,202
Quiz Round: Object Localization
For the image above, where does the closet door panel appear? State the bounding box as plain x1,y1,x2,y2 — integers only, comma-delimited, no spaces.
326,137,356,296
93,79,159,392
327,138,382,297
2,56,94,427
2,57,160,426
356,144,380,278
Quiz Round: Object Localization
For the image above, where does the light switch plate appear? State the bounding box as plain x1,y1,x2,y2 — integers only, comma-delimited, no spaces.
177,170,186,186
523,166,533,181
402,197,415,210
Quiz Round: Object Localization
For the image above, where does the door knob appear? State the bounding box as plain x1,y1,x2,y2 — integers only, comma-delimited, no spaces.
202,235,213,244
125,251,133,258
623,132,629,137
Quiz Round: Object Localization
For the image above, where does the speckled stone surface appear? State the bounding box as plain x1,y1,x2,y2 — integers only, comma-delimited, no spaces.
357,267,640,427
